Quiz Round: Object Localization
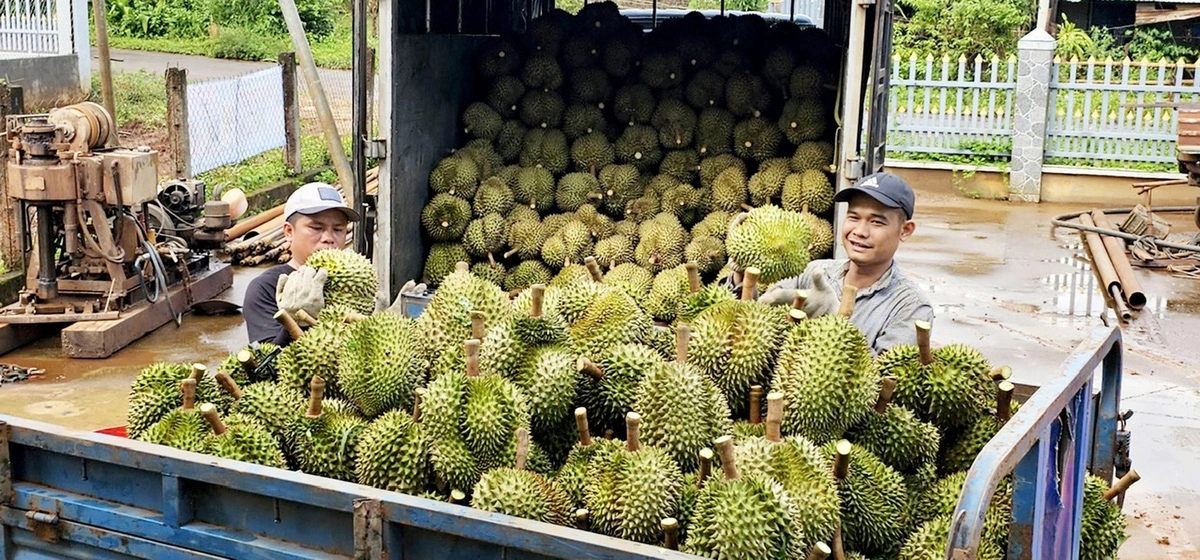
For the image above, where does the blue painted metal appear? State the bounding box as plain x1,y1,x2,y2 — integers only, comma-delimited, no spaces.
947,325,1124,560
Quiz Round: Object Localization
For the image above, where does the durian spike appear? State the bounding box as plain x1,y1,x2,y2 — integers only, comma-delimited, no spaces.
574,408,593,446
662,518,680,550
464,339,481,377
214,371,244,400
792,290,809,310
675,322,692,363
189,363,207,381
199,403,227,436
714,435,739,480
180,378,197,410
584,256,604,281
413,387,426,423
574,509,590,531
697,448,713,489
837,284,858,317
274,310,305,340
915,320,934,366
577,357,604,381
514,426,530,471
295,309,319,326
741,267,761,301
807,542,832,560
237,349,258,378
626,412,642,452
833,440,852,480
449,489,467,504
787,309,807,323
685,262,701,293
874,377,898,413
306,376,326,418
470,311,487,340
991,365,1013,381
530,284,546,318
765,392,784,443
455,261,470,273
996,381,1015,423
748,385,764,424
1103,470,1141,501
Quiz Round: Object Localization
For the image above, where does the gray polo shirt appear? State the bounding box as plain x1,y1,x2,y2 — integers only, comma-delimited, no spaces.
760,259,934,355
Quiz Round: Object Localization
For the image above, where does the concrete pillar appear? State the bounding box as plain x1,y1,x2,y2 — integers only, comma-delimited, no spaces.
1009,30,1055,203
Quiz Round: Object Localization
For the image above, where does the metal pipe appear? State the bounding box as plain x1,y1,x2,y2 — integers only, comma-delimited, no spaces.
351,0,369,254
1091,210,1146,309
34,205,57,299
1050,207,1200,254
1079,213,1127,321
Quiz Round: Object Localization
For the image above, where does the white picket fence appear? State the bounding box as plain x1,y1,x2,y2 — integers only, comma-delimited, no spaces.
0,0,69,54
887,51,1200,167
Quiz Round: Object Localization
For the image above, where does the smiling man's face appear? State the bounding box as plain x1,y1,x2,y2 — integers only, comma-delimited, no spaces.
840,193,915,268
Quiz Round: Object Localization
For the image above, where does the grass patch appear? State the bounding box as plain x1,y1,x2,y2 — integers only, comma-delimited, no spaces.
109,35,213,57
198,135,350,196
88,70,167,127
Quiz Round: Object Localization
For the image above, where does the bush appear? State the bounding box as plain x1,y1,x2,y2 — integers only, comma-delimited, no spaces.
211,27,284,60
105,0,208,38
89,71,167,127
204,0,337,39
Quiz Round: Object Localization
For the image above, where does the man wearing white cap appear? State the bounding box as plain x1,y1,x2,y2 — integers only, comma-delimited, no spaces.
243,182,359,345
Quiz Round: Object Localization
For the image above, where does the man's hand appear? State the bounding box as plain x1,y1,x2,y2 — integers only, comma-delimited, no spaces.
276,266,327,326
376,280,429,314
801,272,839,319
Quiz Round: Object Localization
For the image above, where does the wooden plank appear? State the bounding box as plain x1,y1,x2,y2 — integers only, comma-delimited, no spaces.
60,263,232,359
0,311,120,324
0,322,59,357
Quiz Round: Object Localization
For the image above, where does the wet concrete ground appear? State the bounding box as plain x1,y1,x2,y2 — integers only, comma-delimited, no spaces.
0,187,1197,557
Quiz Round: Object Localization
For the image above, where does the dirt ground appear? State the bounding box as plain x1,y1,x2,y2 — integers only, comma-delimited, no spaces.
0,186,1197,557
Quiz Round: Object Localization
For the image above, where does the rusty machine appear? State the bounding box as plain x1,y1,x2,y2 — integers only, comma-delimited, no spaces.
2,102,232,320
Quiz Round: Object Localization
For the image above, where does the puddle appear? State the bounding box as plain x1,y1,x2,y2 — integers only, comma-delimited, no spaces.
1038,243,1174,320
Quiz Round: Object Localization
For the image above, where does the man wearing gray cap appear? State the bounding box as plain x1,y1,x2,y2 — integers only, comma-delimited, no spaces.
758,171,933,355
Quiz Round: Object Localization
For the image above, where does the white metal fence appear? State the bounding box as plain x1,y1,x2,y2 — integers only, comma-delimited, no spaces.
187,67,287,175
0,0,68,54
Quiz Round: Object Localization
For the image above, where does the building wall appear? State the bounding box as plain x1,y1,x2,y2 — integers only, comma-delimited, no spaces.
0,54,85,106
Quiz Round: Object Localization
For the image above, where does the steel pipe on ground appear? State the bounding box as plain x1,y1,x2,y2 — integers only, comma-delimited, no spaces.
1091,210,1147,309
1080,213,1131,321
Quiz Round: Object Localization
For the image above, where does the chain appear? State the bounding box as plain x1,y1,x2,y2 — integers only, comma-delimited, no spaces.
0,363,44,384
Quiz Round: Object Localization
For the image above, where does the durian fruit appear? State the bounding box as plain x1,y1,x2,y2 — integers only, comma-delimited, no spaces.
561,33,602,69
652,98,697,149
556,172,601,212
790,65,824,98
555,409,622,509
614,218,639,240
613,83,656,126
563,104,608,140
725,72,772,118
782,169,834,214
286,385,365,482
690,210,731,242
463,213,510,263
127,362,223,438
462,102,502,141
521,52,563,90
487,76,526,119
679,269,737,323
773,290,878,442
710,164,748,213
512,166,556,213
471,262,506,286
898,514,1004,560
428,154,480,197
659,150,701,186
138,377,210,453
570,287,651,356
199,404,287,469
731,386,767,441
519,128,570,175
909,470,1015,553
683,436,803,559
305,248,380,316
881,322,995,433
460,140,504,180
421,193,472,242
472,427,572,525
734,117,784,162
640,51,685,90
633,324,733,471
337,311,425,418
799,209,835,260
634,213,689,274
423,340,531,493
566,66,610,106
684,235,726,277
601,34,640,79
614,124,663,172
541,220,594,269
275,314,350,396
504,217,545,261
495,119,527,162
792,140,834,172
576,202,618,240
584,413,683,544
505,260,552,292
699,153,745,190
939,382,1018,474
686,69,726,110
474,176,515,217
847,377,941,475
518,89,566,131
524,9,570,54
355,390,430,494
571,131,615,175
1081,472,1137,560
414,266,511,362
506,293,578,437
551,264,593,288
762,46,796,91
577,343,662,436
597,164,644,217
231,380,304,442
475,38,520,79
423,243,470,286
828,440,912,556
727,205,813,284
645,264,692,323
694,108,736,159
595,234,635,269
603,262,654,307
778,97,827,145
747,157,791,206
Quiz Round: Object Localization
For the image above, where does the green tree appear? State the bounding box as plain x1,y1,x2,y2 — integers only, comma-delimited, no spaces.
1054,14,1092,59
688,0,768,12
894,0,1035,59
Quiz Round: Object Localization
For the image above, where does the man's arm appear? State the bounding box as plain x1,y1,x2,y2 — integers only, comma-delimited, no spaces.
871,298,934,355
244,274,290,345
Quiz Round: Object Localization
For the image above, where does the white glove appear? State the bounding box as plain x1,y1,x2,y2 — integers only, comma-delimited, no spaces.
276,266,327,326
801,272,839,319
759,287,800,306
375,280,428,314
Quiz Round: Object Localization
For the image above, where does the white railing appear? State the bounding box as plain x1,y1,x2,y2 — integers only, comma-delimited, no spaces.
188,67,287,175
0,0,69,54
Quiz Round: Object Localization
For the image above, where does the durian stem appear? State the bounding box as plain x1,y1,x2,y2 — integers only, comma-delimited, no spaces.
675,322,691,363
455,261,470,273
741,203,754,212
792,290,809,311
715,435,738,480
306,376,326,418
662,518,680,550
470,311,487,340
296,309,321,326
449,489,466,504
588,192,604,200
487,252,496,266
464,339,481,377
1103,470,1141,501
180,378,197,410
833,440,852,480
237,349,258,378
766,392,784,443
584,256,604,282
578,357,604,381
574,408,592,447
696,448,713,489
748,385,764,424
837,285,858,317
529,198,537,209
274,310,305,340
733,269,744,287
199,403,227,436
530,284,545,318
503,248,520,259
787,309,807,323
741,267,761,301
991,365,1013,381
874,377,898,413
189,363,207,381
807,542,832,560
996,381,1015,423
603,429,614,440
214,372,244,400
832,525,846,560
412,387,425,423
574,509,590,531
915,320,934,366
625,412,641,452
514,427,530,471
685,262,701,293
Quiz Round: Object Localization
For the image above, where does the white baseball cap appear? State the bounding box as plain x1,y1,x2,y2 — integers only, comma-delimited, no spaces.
284,182,360,222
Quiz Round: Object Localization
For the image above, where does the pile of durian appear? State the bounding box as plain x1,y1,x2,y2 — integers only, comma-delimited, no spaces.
126,247,1134,560
420,1,837,291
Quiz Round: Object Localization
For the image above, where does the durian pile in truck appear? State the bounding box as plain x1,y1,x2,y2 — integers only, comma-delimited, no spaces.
0,1,1133,559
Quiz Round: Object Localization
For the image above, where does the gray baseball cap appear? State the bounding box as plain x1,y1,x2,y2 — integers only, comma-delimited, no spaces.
833,172,915,219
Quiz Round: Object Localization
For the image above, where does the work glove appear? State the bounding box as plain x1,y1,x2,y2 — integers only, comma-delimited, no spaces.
800,272,840,319
375,280,429,315
758,287,805,307
276,266,327,326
